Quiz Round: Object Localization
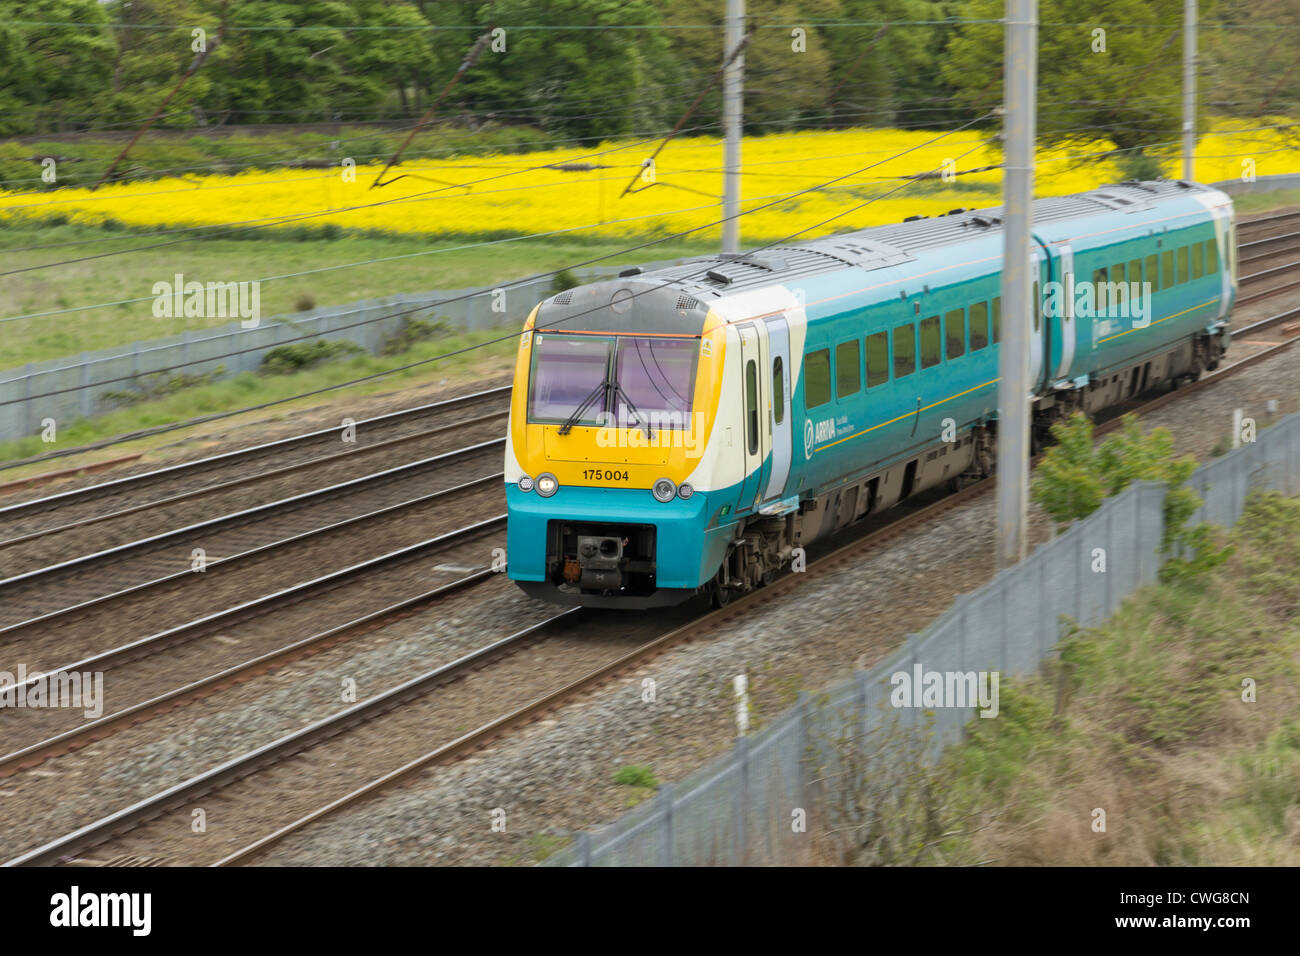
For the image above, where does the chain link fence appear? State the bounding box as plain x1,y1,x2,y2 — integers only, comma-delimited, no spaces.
0,262,678,443
545,410,1300,866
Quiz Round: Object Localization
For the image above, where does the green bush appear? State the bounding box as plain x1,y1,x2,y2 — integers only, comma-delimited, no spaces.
551,269,582,294
102,367,225,406
1032,412,1231,581
380,317,449,355
260,340,364,375
1114,149,1167,181
613,764,658,789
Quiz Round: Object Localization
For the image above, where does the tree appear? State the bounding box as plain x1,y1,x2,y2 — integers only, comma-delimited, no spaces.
943,0,1192,158
450,0,683,141
0,0,117,132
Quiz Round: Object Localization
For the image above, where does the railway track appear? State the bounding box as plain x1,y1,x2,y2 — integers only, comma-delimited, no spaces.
0,384,510,535
0,440,505,642
0,511,510,767
1237,223,1300,306
7,298,1297,868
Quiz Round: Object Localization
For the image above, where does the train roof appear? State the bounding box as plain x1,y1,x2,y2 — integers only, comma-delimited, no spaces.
534,180,1227,334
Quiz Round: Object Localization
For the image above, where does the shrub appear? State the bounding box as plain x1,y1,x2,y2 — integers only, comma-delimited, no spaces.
260,339,363,374
613,764,658,789
1031,412,1231,580
380,316,449,355
551,269,581,294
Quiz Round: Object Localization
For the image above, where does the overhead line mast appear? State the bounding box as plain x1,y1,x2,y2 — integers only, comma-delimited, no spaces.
722,0,746,255
1182,0,1198,180
996,0,1038,569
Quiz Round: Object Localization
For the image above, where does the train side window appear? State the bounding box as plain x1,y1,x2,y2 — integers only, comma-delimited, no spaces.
835,340,860,399
1192,242,1204,279
920,315,941,369
1177,246,1189,283
804,349,831,409
992,296,1001,343
969,302,989,350
1128,258,1142,286
865,331,889,387
1145,254,1159,291
1032,280,1041,331
1093,266,1107,286
945,308,966,359
1206,239,1219,273
1162,249,1174,287
772,357,784,425
1112,262,1125,286
893,323,916,378
745,360,759,455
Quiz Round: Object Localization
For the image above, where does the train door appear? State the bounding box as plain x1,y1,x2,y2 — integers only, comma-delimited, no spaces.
1030,248,1046,389
1053,244,1076,382
736,322,770,515
1192,193,1236,318
762,316,792,502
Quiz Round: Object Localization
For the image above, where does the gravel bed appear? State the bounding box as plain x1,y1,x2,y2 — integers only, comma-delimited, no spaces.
0,528,504,754
0,572,557,859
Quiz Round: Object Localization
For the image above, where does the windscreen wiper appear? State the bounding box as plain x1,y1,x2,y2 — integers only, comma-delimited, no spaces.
557,378,609,435
613,383,654,440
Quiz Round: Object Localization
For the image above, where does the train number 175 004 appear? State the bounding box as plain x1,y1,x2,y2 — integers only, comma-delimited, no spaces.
583,468,629,482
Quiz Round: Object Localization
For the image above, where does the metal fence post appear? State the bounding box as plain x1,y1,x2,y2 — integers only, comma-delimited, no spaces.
657,784,674,866
1105,504,1114,615
735,734,750,865
998,575,1009,671
1036,555,1049,656
1075,527,1086,623
79,355,91,418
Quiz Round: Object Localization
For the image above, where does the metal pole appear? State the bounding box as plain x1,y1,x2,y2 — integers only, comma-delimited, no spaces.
997,0,1037,569
722,0,745,255
1182,0,1197,180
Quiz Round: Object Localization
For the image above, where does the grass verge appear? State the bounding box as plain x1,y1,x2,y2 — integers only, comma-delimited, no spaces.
0,222,715,369
821,491,1300,866
0,325,518,468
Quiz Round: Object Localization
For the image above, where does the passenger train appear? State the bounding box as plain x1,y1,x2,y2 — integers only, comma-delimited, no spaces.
504,180,1237,608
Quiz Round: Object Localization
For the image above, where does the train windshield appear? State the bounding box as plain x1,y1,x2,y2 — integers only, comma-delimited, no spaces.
528,333,698,429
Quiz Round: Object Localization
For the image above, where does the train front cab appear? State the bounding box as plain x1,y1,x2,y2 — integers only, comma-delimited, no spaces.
504,309,742,608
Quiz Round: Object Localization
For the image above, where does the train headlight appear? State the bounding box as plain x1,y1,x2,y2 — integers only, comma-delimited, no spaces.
652,477,677,502
536,473,559,497
677,483,694,500
517,476,535,492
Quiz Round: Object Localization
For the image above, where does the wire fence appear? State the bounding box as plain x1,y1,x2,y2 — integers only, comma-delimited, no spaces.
544,409,1300,866
0,261,677,442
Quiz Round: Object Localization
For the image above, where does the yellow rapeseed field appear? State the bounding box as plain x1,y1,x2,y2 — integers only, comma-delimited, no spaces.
1,121,1294,243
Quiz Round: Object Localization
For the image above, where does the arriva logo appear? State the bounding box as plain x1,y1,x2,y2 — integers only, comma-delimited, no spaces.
804,418,836,458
